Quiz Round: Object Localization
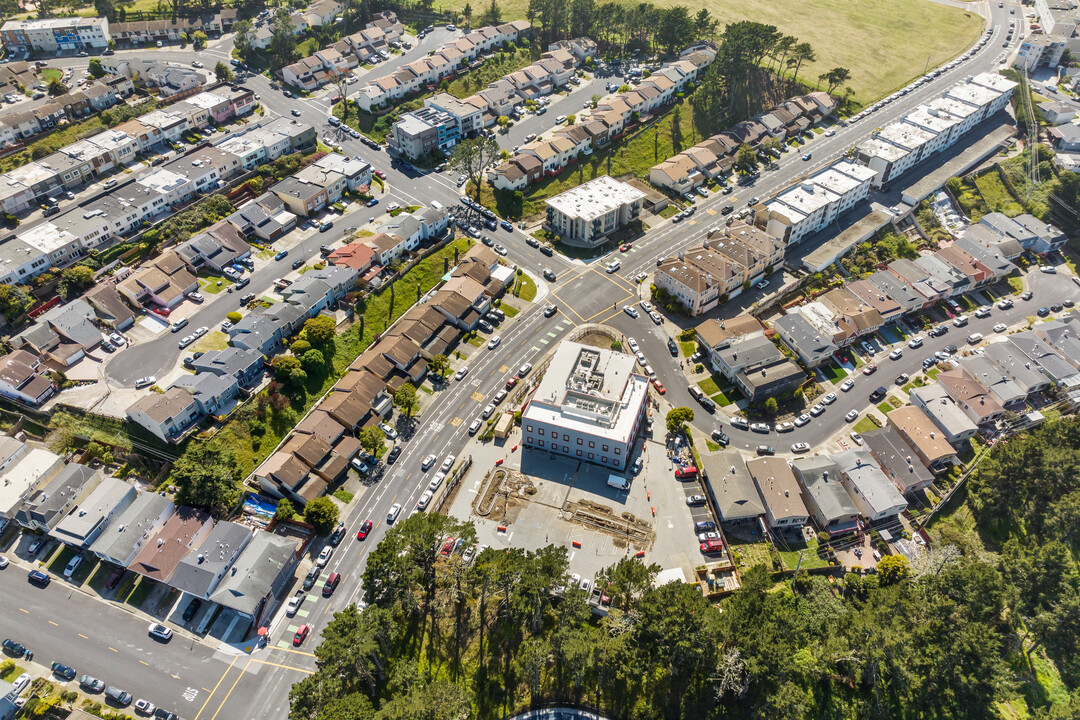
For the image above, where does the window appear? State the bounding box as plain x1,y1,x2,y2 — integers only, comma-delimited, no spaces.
613,459,621,467
615,447,621,455
562,433,570,441
588,452,594,459
577,438,583,445
538,428,544,436
526,437,533,444
588,441,595,448
601,456,607,464
576,450,582,457
538,440,544,447
602,445,609,452
527,425,533,432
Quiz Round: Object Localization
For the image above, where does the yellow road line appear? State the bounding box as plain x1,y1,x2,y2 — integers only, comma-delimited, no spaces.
18,608,28,614
193,656,237,720
48,621,58,626
271,646,318,658
77,633,88,639
210,657,252,720
249,658,313,674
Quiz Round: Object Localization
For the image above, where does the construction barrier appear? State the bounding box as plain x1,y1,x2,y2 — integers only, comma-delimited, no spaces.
572,540,582,548
495,458,503,465
497,525,507,532
511,444,518,452
635,550,646,558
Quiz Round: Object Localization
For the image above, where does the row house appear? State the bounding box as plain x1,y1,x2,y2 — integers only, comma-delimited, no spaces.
108,16,220,46
759,160,876,246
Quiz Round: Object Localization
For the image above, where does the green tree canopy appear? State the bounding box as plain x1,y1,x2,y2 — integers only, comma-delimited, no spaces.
214,62,233,83
666,406,694,435
303,315,336,346
393,383,418,418
173,441,242,518
304,496,340,535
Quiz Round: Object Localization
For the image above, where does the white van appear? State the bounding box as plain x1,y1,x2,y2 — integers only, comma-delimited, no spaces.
431,201,443,210
169,317,189,333
953,315,969,327
966,332,984,344
607,475,630,490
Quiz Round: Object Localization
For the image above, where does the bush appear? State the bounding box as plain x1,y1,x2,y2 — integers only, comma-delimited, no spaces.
227,312,242,324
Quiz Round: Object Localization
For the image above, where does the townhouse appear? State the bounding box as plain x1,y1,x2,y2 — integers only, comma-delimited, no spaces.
833,448,907,522
0,349,56,407
861,423,936,496
790,455,861,535
699,449,764,525
1,17,111,55
226,192,297,243
937,366,1006,426
746,456,810,531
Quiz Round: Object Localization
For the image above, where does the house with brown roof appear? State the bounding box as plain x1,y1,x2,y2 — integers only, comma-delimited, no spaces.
820,286,884,336
328,241,377,273
937,366,1005,426
295,409,346,445
887,405,958,474
255,452,326,505
696,314,765,358
117,250,198,310
846,279,903,323
322,389,380,433
746,456,810,531
280,432,349,484
0,349,55,407
130,507,214,583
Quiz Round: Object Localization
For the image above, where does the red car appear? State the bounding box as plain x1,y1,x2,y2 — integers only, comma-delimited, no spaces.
151,306,170,317
700,539,723,554
374,170,386,179
505,376,518,391
652,379,666,394
441,538,455,555
620,243,632,252
329,95,342,103
293,624,310,646
862,363,877,375
356,520,373,540
674,466,698,479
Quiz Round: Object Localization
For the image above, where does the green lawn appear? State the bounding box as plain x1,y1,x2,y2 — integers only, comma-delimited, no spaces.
705,440,721,452
125,578,157,608
446,46,540,99
40,68,62,82
876,401,894,416
200,276,227,294
679,341,697,357
512,272,537,302
1,664,25,683
727,537,774,570
531,0,984,104
333,489,354,504
47,545,77,574
853,416,881,434
775,536,829,571
711,390,735,407
926,367,941,380
821,363,848,384
500,302,520,318
698,378,721,395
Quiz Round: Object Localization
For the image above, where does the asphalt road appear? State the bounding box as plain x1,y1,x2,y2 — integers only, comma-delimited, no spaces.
13,3,1041,716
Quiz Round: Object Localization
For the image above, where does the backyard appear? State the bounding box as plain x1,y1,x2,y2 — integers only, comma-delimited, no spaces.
445,0,981,104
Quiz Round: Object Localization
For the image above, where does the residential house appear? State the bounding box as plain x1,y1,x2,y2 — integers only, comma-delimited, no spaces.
790,455,861,534
125,387,202,443
0,349,56,406
772,311,837,369
173,372,240,417
909,383,980,446
50,475,136,550
1007,330,1080,387
861,424,936,496
190,347,265,388
208,530,298,627
887,405,958,475
746,456,809,531
15,463,101,532
758,161,875,246
833,448,908,522
699,449,764,524
226,192,296,242
169,520,252,600
130,507,214,583
0,447,64,520
937,366,1006,426
90,492,175,568
982,340,1053,398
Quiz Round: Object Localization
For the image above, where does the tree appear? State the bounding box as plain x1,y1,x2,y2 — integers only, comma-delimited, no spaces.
274,498,296,521
669,104,683,154
429,354,449,378
93,0,116,21
763,397,778,415
877,554,911,585
393,383,418,418
0,284,33,321
449,136,501,202
272,355,307,387
87,58,106,79
358,426,384,457
303,315,336,346
57,265,95,299
789,42,816,85
666,407,694,435
214,62,234,83
694,8,717,37
47,78,68,96
481,0,501,25
304,496,340,535
173,442,242,518
270,8,299,70
735,143,757,171
820,67,850,94
290,339,311,356
328,70,352,122
192,30,207,50
300,348,325,374
232,19,254,59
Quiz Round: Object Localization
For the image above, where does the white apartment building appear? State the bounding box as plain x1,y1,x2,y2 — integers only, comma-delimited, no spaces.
544,176,645,247
1,17,111,55
521,341,649,472
759,160,875,246
17,222,84,268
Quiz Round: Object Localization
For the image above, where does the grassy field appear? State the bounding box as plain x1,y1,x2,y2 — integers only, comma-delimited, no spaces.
775,535,830,570
974,171,1025,217
444,0,982,103
446,46,540,99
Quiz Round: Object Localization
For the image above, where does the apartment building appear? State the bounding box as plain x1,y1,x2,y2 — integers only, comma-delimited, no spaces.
758,160,875,246
1,17,111,55
544,175,644,246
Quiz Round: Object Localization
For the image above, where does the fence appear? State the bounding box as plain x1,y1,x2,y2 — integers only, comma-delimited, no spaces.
433,454,472,514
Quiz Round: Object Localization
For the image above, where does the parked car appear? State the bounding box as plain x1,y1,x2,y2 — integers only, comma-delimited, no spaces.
148,624,173,641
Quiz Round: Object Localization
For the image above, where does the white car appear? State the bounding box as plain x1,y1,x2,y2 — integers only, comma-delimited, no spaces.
286,593,305,616
63,555,81,578
997,298,1014,310
908,336,924,349
148,623,172,641
840,378,855,392
850,432,864,446
387,202,400,212
455,366,469,380
493,389,507,404
809,403,826,416
623,306,639,318
417,491,433,510
627,337,639,352
379,423,398,439
1040,265,1057,273
649,311,662,325
790,442,810,454
429,472,445,492
421,454,437,471
440,455,456,472
316,545,333,567
108,332,126,346
794,414,811,427
975,306,992,318
387,503,402,523
468,418,482,435
821,392,837,405
993,322,1008,333
889,348,903,360
193,326,208,338
606,260,621,273
845,409,859,422
487,335,501,349
177,335,195,349
639,301,653,313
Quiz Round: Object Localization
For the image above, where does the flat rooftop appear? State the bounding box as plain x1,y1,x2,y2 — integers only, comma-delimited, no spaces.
545,175,646,221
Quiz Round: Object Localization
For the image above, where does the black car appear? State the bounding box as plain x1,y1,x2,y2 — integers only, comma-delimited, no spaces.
182,598,202,622
944,344,958,355
543,269,557,281
386,446,402,463
667,338,678,356
539,245,553,257
27,569,49,587
1037,306,1050,317
720,205,734,215
328,523,346,547
2,639,26,657
239,293,255,305
154,710,179,720
711,429,730,446
929,325,948,337
51,662,76,681
869,386,888,402
481,235,494,247
1051,303,1063,312
302,567,319,590
320,245,334,255
292,258,305,269
756,445,775,456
